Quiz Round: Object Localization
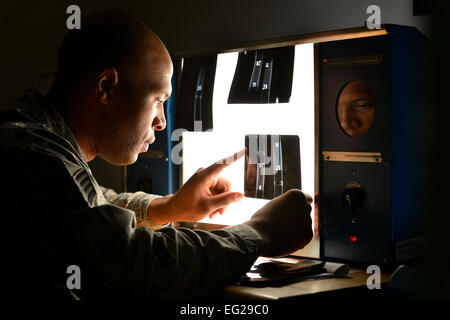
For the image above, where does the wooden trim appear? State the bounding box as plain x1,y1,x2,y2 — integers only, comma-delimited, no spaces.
139,150,164,159
322,151,383,163
174,25,388,58
321,54,383,68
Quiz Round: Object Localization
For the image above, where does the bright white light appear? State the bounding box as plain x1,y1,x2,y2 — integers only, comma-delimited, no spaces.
182,44,315,232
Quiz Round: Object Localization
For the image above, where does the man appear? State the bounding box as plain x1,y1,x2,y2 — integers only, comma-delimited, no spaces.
1,11,313,300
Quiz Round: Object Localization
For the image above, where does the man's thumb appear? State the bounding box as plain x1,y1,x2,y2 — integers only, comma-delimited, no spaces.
209,192,244,211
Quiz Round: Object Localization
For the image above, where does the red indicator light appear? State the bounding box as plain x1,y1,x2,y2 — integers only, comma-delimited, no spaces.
348,235,358,243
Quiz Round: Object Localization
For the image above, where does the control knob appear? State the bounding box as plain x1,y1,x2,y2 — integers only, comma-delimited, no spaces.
342,182,365,212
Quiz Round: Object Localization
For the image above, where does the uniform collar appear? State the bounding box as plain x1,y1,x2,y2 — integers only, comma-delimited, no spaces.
16,89,86,162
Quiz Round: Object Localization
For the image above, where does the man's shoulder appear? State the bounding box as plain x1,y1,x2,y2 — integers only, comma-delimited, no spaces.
0,120,93,213
0,111,81,167
0,111,81,189
0,129,75,191
0,112,105,210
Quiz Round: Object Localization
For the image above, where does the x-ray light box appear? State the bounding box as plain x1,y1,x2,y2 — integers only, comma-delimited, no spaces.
181,43,318,258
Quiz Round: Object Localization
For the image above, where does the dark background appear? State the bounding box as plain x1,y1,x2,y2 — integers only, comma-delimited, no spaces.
427,0,450,299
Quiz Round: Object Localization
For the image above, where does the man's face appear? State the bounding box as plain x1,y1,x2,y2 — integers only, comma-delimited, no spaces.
337,80,375,137
96,58,173,165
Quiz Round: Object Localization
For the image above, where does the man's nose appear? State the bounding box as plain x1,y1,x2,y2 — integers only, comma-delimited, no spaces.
153,105,166,131
340,105,358,129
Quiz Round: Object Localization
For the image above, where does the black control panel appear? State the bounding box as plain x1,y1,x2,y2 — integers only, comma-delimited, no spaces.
318,26,428,268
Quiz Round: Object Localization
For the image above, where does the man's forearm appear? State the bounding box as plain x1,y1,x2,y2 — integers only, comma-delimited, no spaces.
146,194,174,225
100,186,168,228
129,223,264,299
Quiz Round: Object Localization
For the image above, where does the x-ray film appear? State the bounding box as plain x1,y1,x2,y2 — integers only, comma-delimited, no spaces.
245,134,301,200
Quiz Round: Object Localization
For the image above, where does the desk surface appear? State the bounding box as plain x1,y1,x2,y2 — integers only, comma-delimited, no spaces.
222,271,390,300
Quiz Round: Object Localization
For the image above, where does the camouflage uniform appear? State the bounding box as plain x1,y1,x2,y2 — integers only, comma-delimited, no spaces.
0,90,262,300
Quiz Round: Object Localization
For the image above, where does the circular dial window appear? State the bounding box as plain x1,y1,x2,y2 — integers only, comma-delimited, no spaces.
337,80,375,137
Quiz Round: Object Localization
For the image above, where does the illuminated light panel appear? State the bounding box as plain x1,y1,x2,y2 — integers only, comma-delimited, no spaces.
181,43,315,228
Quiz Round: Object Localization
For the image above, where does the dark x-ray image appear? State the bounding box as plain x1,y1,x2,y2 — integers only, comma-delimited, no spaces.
245,134,301,200
227,46,295,104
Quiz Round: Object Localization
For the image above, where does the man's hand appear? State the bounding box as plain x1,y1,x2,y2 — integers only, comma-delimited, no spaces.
148,149,245,225
244,189,313,257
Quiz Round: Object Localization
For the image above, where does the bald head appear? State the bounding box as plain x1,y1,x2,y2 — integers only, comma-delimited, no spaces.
48,11,173,165
49,11,171,101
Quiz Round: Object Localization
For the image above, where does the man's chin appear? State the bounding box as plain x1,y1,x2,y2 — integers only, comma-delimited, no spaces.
99,153,139,166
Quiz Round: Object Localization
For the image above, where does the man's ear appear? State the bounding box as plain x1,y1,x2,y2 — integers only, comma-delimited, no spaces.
95,68,119,104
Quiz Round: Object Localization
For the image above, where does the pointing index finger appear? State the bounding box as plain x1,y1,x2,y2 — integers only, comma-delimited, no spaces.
201,148,246,177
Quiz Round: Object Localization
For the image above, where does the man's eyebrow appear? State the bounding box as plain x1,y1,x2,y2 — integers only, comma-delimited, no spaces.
349,97,373,104
149,82,171,99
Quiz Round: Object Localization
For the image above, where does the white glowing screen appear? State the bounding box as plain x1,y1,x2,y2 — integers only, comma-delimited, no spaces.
182,44,315,228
